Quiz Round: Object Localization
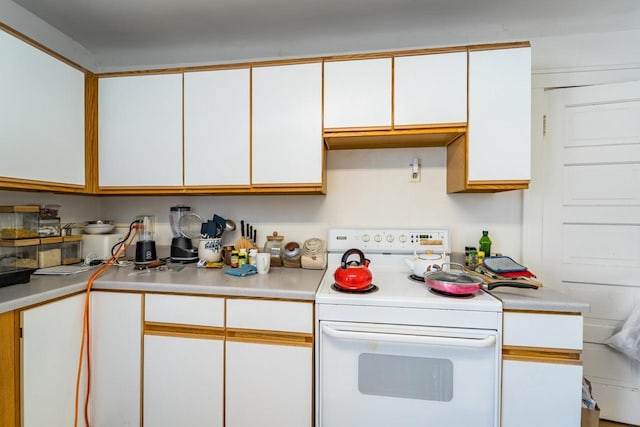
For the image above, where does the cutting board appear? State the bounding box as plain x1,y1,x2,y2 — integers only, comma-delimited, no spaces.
463,267,543,289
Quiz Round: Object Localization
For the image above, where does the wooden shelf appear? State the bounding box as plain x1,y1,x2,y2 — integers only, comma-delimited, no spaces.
324,126,467,150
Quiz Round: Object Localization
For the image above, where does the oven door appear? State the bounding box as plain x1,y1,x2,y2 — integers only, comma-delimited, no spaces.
318,321,500,427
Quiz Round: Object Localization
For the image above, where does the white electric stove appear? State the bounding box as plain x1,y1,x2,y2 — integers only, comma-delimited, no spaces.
315,228,503,427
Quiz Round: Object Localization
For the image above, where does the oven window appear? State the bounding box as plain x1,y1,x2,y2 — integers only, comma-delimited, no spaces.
358,353,453,401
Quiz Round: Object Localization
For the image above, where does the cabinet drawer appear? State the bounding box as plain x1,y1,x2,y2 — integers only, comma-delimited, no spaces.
226,299,312,333
145,294,224,327
504,312,583,350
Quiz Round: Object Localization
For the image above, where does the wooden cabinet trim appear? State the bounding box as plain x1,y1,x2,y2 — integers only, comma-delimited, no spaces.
0,23,88,73
226,328,313,348
503,345,582,365
0,177,86,193
0,310,19,427
144,322,225,340
504,308,582,316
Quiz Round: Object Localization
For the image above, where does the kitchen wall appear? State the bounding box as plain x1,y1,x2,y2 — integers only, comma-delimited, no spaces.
2,2,639,263
98,148,523,256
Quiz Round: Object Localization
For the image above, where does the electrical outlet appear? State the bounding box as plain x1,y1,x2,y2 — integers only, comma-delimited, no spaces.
410,158,421,183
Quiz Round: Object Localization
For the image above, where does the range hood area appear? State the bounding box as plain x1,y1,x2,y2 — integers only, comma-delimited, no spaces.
323,125,467,150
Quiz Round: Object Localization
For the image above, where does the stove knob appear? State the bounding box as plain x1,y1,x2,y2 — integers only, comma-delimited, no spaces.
374,234,382,242
399,234,407,243
386,234,394,242
361,234,370,242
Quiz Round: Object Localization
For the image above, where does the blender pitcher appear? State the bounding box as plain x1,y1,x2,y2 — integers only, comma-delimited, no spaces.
169,205,201,263
135,215,157,264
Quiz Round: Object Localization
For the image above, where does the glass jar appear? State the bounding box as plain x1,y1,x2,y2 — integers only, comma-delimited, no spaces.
264,231,284,267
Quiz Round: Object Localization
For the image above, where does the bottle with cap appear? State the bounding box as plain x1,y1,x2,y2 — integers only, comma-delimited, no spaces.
479,230,492,258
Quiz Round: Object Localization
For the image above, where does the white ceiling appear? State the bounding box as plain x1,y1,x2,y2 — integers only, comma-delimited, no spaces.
11,0,640,71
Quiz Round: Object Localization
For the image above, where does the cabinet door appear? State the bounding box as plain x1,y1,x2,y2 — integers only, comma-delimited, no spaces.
143,335,223,427
0,30,85,187
252,62,323,185
394,52,467,126
468,47,531,182
98,74,183,187
502,360,582,427
184,69,250,186
90,292,141,427
21,293,86,427
226,341,312,427
324,58,392,129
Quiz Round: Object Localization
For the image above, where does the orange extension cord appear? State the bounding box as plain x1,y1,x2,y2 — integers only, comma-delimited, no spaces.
73,227,139,427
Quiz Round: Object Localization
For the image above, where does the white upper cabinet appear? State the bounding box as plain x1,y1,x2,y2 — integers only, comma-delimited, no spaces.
468,47,531,182
184,69,250,187
98,73,183,187
0,30,85,187
394,52,467,126
252,62,323,185
324,58,392,129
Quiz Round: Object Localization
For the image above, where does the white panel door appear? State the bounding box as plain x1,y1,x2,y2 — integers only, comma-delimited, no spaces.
184,69,250,186
542,80,640,424
395,52,467,126
468,47,531,182
502,360,583,427
0,30,85,185
252,62,323,185
324,57,392,129
99,74,183,187
21,293,87,427
226,341,312,427
89,292,141,427
144,335,224,427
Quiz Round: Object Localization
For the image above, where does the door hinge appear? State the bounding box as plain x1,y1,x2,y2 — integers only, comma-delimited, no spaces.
543,115,547,137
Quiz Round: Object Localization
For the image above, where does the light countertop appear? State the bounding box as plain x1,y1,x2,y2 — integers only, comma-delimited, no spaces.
1,264,589,315
488,286,590,314
0,263,326,314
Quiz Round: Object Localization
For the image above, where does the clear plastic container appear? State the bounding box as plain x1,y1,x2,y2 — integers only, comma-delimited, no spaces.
61,235,83,265
38,218,61,237
0,205,39,239
38,237,62,268
0,238,39,269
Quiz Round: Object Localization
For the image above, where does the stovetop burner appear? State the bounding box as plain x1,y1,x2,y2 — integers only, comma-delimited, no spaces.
409,274,425,283
428,288,476,298
331,283,379,293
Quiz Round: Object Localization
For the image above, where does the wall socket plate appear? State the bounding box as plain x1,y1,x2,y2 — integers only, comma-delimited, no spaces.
410,158,421,183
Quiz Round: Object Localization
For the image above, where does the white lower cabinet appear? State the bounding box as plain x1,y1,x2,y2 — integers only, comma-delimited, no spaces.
143,294,225,427
226,298,313,427
501,310,584,427
502,360,583,427
226,341,312,427
89,292,142,427
144,335,224,427
21,293,86,427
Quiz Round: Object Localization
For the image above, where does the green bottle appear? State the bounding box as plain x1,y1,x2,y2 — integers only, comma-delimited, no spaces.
479,230,492,257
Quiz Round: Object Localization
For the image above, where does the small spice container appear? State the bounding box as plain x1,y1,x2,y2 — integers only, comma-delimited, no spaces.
38,237,62,268
0,238,39,269
0,205,39,239
61,235,83,265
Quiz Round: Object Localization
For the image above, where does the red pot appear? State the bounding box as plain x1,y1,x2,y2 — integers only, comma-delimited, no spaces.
334,249,373,291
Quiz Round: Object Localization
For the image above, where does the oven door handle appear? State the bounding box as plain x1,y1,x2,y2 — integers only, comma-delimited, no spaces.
322,325,496,348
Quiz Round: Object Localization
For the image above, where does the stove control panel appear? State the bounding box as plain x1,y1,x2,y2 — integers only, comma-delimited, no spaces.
327,228,449,254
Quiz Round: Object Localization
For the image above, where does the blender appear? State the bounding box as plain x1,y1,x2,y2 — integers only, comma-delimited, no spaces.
170,205,201,263
134,215,157,265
